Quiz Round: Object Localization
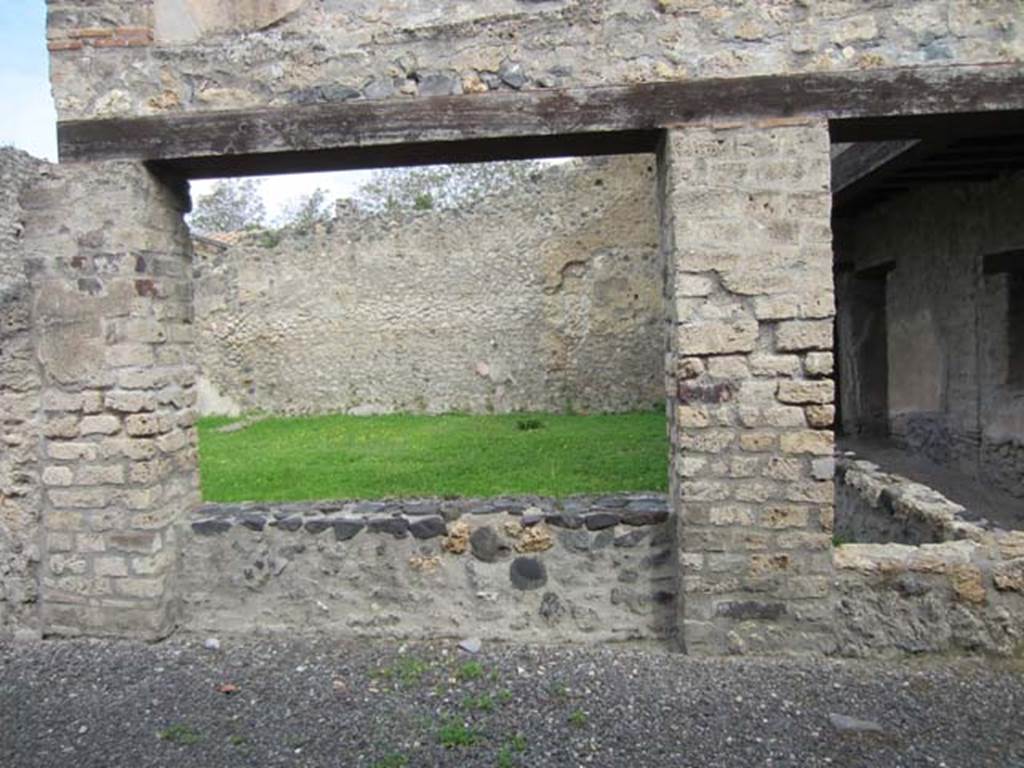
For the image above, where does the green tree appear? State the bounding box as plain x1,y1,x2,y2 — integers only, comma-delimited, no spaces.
188,178,266,234
276,187,333,231
352,160,550,214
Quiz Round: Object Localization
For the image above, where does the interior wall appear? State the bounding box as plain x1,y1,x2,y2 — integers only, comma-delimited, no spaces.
192,155,664,416
834,171,1024,498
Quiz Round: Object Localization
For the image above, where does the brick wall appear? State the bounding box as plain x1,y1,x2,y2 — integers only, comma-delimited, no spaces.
659,121,836,655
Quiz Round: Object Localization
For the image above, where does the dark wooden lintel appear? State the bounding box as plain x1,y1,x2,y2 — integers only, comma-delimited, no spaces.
57,63,1024,175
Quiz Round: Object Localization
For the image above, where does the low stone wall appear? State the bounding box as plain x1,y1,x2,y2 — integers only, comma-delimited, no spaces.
834,457,994,545
183,493,675,644
833,455,1024,657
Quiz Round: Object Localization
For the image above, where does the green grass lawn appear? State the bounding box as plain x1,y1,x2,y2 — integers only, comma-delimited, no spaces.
197,411,668,502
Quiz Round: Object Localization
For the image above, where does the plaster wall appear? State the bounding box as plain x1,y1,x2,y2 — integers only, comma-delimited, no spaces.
46,1,1022,122
0,149,49,638
192,155,664,416
835,172,1024,499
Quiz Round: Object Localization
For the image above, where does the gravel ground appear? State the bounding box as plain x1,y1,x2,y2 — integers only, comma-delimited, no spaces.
1,635,1022,768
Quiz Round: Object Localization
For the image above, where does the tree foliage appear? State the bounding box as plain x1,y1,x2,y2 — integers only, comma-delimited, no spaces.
351,160,549,213
275,187,333,231
187,178,266,234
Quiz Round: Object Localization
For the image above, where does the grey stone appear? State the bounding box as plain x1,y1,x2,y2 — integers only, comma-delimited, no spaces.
828,713,885,734
510,557,547,590
585,512,619,530
367,517,409,538
239,515,266,532
614,529,649,548
363,78,396,100
458,636,481,654
470,526,510,563
618,569,639,584
409,516,446,540
403,500,441,516
276,516,303,532
539,591,564,621
417,73,458,97
592,530,615,550
499,60,527,89
558,530,592,553
332,519,364,541
304,518,332,535
641,549,672,569
192,519,232,536
620,507,670,526
351,501,388,514
546,513,584,530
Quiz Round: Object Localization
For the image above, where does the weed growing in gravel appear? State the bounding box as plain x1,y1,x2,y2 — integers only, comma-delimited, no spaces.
438,718,479,748
548,682,569,700
374,656,429,687
462,693,495,712
159,724,202,745
568,708,588,728
228,734,247,747
456,661,484,682
372,754,409,768
496,733,528,767
497,689,513,704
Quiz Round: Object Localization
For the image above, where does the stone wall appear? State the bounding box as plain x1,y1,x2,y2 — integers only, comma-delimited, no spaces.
834,172,1024,499
193,155,664,416
46,1,1022,121
659,121,837,655
0,149,49,638
21,160,200,639
183,493,675,643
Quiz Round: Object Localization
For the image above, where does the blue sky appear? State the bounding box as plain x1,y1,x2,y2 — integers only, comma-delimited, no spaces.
0,1,58,159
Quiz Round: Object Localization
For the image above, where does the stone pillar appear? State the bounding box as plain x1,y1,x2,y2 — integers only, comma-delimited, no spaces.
23,161,198,639
658,121,836,655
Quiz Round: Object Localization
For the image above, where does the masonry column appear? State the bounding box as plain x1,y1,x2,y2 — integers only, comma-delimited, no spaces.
23,161,198,639
658,121,836,655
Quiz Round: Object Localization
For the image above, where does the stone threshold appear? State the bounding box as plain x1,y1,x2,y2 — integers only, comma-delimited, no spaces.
191,492,670,540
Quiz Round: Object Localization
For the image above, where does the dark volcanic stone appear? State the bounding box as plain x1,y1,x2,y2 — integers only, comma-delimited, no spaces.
367,517,409,539
239,515,266,532
409,516,447,540
305,518,332,535
585,512,620,531
403,501,441,517
592,530,615,550
470,526,510,562
192,518,231,536
332,519,364,542
510,557,547,590
546,513,584,530
277,516,303,532
620,507,670,526
351,501,388,515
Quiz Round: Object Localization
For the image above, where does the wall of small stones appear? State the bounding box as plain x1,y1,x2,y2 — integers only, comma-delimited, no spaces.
833,454,1024,656
834,171,1024,499
182,494,675,643
193,155,664,416
0,148,49,638
45,1,1023,122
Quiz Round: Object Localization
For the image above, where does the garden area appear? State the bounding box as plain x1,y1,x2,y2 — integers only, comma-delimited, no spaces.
197,411,668,502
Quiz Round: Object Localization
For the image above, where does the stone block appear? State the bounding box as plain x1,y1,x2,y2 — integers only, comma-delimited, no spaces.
677,319,759,356
780,430,833,455
775,320,832,351
777,380,834,405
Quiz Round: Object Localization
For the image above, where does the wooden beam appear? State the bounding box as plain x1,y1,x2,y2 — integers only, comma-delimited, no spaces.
831,140,919,194
58,63,1024,174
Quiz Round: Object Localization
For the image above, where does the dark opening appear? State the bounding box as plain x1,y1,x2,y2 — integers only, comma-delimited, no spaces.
1009,272,1024,388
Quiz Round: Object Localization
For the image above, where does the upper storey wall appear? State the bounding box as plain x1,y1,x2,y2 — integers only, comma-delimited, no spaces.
46,0,1023,123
